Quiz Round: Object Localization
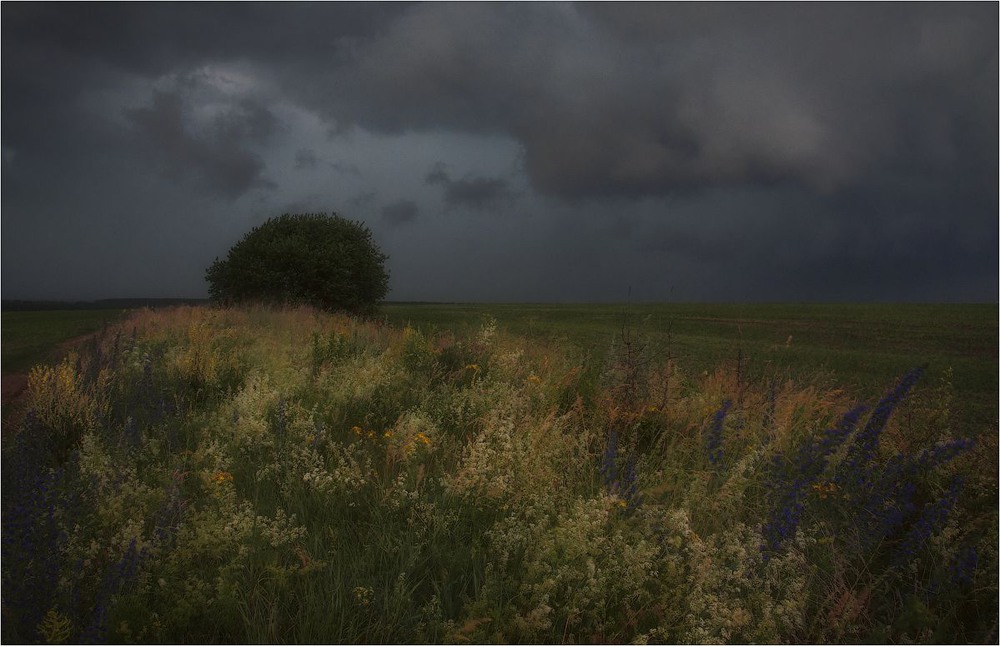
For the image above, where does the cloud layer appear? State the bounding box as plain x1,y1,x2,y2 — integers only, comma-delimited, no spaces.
3,3,996,301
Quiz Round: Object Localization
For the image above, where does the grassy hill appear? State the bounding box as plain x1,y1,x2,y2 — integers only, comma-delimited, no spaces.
2,304,995,643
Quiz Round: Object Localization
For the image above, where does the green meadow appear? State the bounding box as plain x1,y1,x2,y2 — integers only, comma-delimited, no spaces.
384,302,998,432
2,309,127,374
1,303,997,644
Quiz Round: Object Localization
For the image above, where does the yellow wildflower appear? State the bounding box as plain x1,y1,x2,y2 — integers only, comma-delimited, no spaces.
527,374,541,384
811,482,837,499
465,364,479,372
351,425,363,437
415,432,431,446
212,471,234,485
383,431,393,438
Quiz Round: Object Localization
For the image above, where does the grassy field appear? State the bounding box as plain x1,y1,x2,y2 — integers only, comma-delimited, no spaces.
1,304,996,643
2,309,127,374
0,307,998,643
383,302,998,434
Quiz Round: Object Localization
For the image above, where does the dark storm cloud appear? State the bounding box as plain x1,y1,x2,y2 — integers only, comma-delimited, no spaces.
348,191,377,213
125,89,277,199
330,162,362,176
2,2,996,302
294,148,318,171
315,2,997,201
1,2,406,78
381,200,420,226
7,3,995,201
425,164,514,210
295,152,363,176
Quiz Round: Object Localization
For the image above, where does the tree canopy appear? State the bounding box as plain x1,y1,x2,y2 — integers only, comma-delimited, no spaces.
205,213,389,313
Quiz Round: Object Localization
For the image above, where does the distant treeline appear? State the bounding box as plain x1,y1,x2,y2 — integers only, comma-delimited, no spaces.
1,298,210,312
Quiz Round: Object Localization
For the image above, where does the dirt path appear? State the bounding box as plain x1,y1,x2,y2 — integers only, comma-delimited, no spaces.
1,373,28,406
1,330,105,407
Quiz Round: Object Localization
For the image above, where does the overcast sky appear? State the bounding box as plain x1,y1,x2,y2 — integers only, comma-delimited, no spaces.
2,3,997,302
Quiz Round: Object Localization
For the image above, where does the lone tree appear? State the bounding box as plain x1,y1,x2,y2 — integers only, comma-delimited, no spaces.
206,213,389,313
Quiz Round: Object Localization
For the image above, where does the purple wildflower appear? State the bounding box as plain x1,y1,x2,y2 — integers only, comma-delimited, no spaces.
704,399,731,466
80,538,148,643
620,455,643,513
891,474,965,570
848,436,972,553
601,428,619,490
948,545,978,588
761,405,863,555
600,429,642,512
834,366,925,493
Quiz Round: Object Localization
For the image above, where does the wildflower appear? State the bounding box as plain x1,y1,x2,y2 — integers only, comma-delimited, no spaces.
811,482,838,499
528,374,541,384
761,405,863,556
351,425,363,437
704,399,731,466
599,429,641,512
913,438,974,471
891,474,965,569
834,366,924,492
82,538,148,642
828,371,971,554
212,471,234,485
600,429,619,489
414,432,431,446
619,454,643,513
948,545,978,587
383,431,393,439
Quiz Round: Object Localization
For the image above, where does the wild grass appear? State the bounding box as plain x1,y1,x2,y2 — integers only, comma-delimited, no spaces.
1,309,126,374
2,305,996,643
383,302,998,433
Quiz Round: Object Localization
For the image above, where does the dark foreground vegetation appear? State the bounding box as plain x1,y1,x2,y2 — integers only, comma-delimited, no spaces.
2,304,996,643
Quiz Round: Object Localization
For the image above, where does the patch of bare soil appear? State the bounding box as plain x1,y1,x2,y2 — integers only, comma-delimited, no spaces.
2,373,28,406
1,330,104,407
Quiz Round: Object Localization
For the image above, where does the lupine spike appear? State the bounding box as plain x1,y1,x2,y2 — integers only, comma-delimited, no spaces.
835,366,925,491
891,474,965,569
601,428,619,490
705,399,731,466
761,404,864,556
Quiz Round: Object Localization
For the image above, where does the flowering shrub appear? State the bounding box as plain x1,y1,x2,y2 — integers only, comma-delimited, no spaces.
1,306,994,644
